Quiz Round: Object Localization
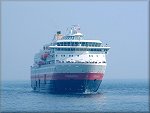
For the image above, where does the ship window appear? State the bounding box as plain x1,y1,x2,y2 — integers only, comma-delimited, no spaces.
39,79,40,88
82,42,85,46
71,42,73,46
80,48,83,51
95,43,97,47
60,42,63,46
71,48,75,51
57,43,60,46
67,42,70,46
91,42,94,47
85,42,88,46
75,42,78,46
88,42,92,46
83,48,86,51
77,55,79,57
56,55,57,57
76,48,79,51
44,74,46,84
69,55,71,57
36,81,37,87
97,43,100,47
64,55,65,57
64,42,67,46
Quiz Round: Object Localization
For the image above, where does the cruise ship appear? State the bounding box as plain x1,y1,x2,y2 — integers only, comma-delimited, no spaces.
31,25,110,93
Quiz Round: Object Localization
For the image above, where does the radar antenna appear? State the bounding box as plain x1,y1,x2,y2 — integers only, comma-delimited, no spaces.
67,25,81,35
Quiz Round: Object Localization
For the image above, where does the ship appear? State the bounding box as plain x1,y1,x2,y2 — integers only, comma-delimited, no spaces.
31,25,110,93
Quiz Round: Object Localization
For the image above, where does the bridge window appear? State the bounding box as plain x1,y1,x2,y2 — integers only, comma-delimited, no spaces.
67,42,70,46
71,48,75,51
76,48,79,51
75,42,78,46
82,42,85,46
64,42,67,46
57,43,60,46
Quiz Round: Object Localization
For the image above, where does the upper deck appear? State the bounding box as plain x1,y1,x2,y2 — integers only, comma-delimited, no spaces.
43,25,109,50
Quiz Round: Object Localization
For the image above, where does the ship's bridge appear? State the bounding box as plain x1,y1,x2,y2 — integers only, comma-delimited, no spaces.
56,40,102,47
43,25,108,49
54,25,102,47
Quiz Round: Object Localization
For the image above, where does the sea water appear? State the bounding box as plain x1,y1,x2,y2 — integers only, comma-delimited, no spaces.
1,79,149,112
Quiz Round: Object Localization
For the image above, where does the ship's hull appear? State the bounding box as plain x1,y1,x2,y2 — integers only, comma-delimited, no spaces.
31,64,106,93
32,79,102,93
31,72,104,93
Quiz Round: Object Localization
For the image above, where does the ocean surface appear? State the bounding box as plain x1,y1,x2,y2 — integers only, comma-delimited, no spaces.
1,79,149,112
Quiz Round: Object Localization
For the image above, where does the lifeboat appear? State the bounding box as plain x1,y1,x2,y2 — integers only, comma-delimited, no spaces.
41,53,49,60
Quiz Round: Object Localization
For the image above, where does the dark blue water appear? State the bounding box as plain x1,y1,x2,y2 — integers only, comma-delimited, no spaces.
1,79,149,112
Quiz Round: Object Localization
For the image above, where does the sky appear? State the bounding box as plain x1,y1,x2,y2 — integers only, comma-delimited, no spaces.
1,1,149,81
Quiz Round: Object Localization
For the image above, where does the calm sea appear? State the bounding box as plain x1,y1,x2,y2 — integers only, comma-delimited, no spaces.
1,79,149,112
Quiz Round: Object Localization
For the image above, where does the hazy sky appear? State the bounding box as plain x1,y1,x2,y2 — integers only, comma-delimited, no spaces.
2,1,148,81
